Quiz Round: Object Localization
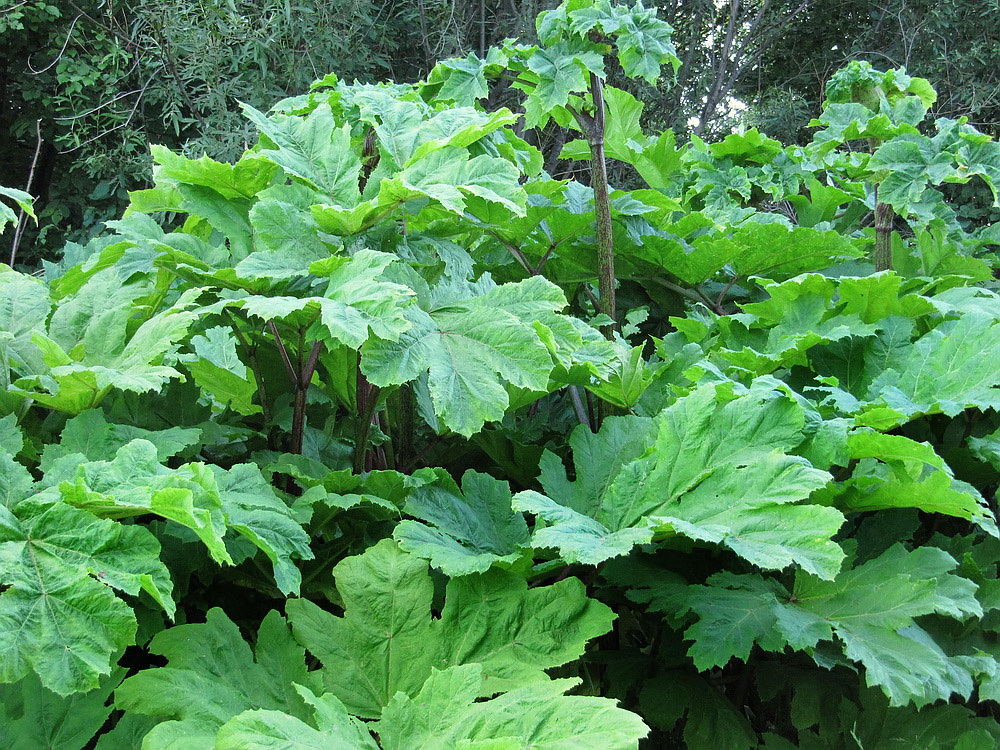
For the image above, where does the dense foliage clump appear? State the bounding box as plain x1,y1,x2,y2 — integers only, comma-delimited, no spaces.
4,1,1000,747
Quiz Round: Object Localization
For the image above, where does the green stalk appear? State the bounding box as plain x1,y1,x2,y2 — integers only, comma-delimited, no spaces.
584,72,616,341
290,341,323,455
868,140,894,273
227,312,271,424
290,388,307,455
378,409,396,470
570,71,617,427
874,192,894,272
353,356,381,473
395,384,415,471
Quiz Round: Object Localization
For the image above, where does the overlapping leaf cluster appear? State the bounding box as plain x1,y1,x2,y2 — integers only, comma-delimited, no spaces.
3,1,1000,747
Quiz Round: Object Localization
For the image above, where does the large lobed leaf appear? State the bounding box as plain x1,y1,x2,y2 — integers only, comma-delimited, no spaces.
828,431,997,536
208,248,415,351
629,223,864,286
516,379,845,578
632,544,986,707
115,608,321,747
8,275,200,414
393,469,531,576
0,669,124,750
216,666,648,750
0,500,173,696
287,539,615,718
362,275,569,437
241,103,362,206
116,542,639,747
37,434,312,594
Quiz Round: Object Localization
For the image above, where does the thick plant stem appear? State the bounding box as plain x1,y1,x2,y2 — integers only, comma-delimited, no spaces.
874,196,894,272
268,323,322,455
395,385,415,471
378,410,396,470
580,72,617,429
585,72,616,341
353,358,381,474
568,386,592,432
867,141,893,273
289,341,323,455
227,313,271,424
290,388,307,455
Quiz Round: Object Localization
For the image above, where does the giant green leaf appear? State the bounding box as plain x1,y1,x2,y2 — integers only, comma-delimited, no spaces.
510,415,657,565
563,0,678,82
51,440,232,565
362,275,566,436
216,686,376,750
118,544,620,743
211,463,314,595
39,409,201,470
345,90,422,170
632,223,862,285
406,107,521,165
0,267,51,376
240,197,334,280
381,145,527,217
217,665,647,750
0,448,32,510
808,103,898,155
832,432,996,534
560,86,646,164
513,489,655,566
378,666,647,749
151,146,276,201
638,545,984,706
517,380,845,578
42,438,312,592
536,0,677,84
182,326,260,416
214,249,414,350
863,310,1000,420
393,469,531,576
524,42,604,120
0,414,22,456
286,539,615,718
871,135,958,214
174,183,254,259
539,415,656,517
115,608,321,747
424,54,492,105
11,290,199,414
241,103,362,207
716,274,878,374
424,50,506,105
314,248,415,346
0,669,124,750
0,501,173,695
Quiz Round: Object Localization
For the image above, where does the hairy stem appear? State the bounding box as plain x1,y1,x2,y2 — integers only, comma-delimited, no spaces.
268,322,298,387
395,384,415,471
290,388,307,455
227,312,271,424
353,357,381,473
378,409,396,470
585,72,616,340
568,386,592,432
874,194,894,272
289,340,323,455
